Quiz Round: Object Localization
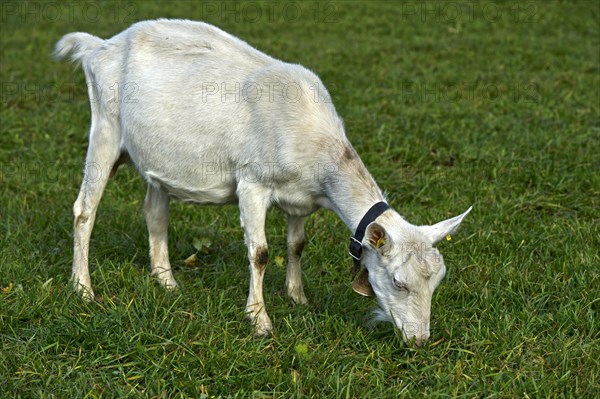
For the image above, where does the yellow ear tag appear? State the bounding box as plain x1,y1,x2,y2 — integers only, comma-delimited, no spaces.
376,237,386,248
445,234,452,241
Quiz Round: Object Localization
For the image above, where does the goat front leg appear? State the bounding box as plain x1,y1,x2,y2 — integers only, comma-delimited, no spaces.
238,183,272,336
144,185,178,289
286,215,307,305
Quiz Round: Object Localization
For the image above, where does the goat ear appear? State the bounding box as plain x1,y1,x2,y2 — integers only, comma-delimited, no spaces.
352,269,375,297
419,206,473,244
365,222,390,254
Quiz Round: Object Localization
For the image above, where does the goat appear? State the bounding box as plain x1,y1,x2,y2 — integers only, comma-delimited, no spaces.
55,19,471,346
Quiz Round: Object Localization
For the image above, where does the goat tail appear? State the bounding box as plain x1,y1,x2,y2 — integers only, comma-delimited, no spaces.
53,32,104,63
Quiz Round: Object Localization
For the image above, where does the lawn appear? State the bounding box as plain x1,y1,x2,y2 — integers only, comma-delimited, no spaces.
1,0,598,397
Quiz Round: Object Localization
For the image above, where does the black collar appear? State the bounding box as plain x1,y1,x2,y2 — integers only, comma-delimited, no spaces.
349,201,390,274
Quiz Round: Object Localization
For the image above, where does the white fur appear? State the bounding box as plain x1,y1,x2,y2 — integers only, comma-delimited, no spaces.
55,19,471,345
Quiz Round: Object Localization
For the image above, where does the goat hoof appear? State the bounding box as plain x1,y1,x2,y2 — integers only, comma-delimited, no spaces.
73,283,95,301
291,294,308,306
254,325,273,337
251,316,273,337
160,279,179,290
287,286,308,305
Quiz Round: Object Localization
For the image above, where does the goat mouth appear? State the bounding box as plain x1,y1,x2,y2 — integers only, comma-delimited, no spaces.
368,306,393,326
369,308,429,343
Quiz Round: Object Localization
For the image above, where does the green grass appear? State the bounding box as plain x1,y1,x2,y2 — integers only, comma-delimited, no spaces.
1,0,599,397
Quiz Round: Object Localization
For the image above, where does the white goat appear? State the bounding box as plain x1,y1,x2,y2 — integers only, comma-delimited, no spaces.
55,19,471,346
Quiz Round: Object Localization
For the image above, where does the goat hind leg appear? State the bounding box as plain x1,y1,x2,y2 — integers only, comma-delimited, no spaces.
144,185,177,289
72,123,121,300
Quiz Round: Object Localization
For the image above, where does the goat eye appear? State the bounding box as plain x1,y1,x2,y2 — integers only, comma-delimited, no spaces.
393,278,408,291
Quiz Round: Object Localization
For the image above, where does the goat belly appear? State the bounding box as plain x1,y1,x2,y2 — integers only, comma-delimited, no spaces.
143,168,238,205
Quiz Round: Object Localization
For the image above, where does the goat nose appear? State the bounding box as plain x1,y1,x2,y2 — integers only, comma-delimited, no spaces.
414,334,429,348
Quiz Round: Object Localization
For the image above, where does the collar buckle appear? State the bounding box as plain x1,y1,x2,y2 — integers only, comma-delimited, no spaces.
349,236,362,261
